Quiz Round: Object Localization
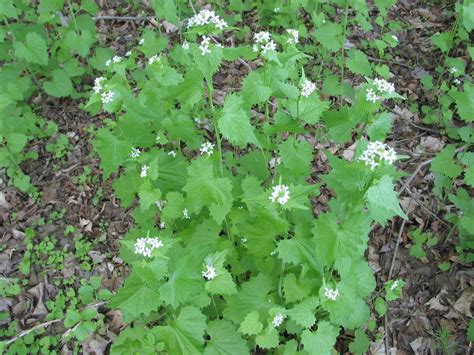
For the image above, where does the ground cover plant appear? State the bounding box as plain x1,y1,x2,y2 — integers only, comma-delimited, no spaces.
0,0,472,353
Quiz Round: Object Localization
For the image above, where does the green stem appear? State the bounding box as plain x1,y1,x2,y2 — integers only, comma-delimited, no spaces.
67,0,79,34
2,143,23,173
340,0,350,83
206,81,224,177
278,262,285,299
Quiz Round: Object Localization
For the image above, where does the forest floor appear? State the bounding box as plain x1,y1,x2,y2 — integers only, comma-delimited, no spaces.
0,1,472,354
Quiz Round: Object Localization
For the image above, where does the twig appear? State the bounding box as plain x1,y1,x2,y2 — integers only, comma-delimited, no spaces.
4,301,107,346
366,55,411,69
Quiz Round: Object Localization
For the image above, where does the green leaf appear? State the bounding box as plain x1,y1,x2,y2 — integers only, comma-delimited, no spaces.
276,236,322,273
431,32,453,53
368,112,393,141
43,70,73,98
113,170,141,208
283,273,311,303
314,23,343,52
183,157,233,224
346,49,372,76
223,273,274,324
64,309,81,328
289,296,319,328
218,94,260,148
204,250,237,296
0,0,18,19
64,29,94,57
241,71,273,107
138,180,161,211
153,306,207,354
322,108,355,143
193,45,223,83
151,0,178,24
205,320,248,355
430,145,462,178
13,32,48,65
464,164,474,187
349,329,370,355
374,297,387,316
366,175,408,225
93,129,131,178
239,311,263,336
255,327,279,349
109,273,161,321
301,322,339,354
7,133,27,153
290,95,329,124
278,137,313,184
452,85,474,123
467,319,474,342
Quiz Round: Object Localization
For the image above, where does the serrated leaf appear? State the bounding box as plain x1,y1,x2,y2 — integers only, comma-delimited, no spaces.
349,329,370,355
205,320,248,355
64,29,94,57
223,273,274,324
153,306,207,354
193,45,223,83
113,170,140,208
0,0,19,19
151,0,178,24
301,322,339,354
138,180,161,211
452,85,474,123
290,95,330,124
255,327,279,349
239,311,263,336
430,145,462,179
314,23,343,52
368,112,393,141
322,108,355,143
109,273,161,321
218,94,260,148
241,71,273,107
464,165,474,187
346,49,372,76
374,297,387,316
7,133,27,153
290,296,319,328
204,250,237,296
183,157,233,224
276,236,322,273
93,129,131,178
278,136,313,184
13,32,48,65
43,70,73,97
283,273,311,303
366,175,408,225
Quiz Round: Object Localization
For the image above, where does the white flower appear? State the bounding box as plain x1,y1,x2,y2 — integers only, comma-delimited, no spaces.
187,9,227,31
125,50,132,57
261,40,276,53
155,200,164,210
105,59,112,67
139,38,145,45
453,78,461,85
148,54,161,65
101,90,115,104
182,208,190,219
241,237,247,243
358,141,397,170
199,35,211,56
155,135,160,142
269,184,290,206
301,79,316,97
168,150,177,158
286,29,299,44
274,7,280,12
254,31,271,44
272,313,285,327
390,280,399,290
182,40,189,50
129,147,140,159
159,221,165,229
391,35,398,42
112,55,122,64
252,44,259,52
134,237,163,257
449,67,458,74
140,165,149,178
373,78,395,95
200,142,215,156
202,264,217,280
93,77,106,94
324,287,340,301
216,43,223,48
366,88,380,103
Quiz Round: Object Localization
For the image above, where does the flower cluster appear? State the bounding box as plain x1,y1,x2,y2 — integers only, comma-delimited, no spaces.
270,184,290,206
93,77,106,94
140,165,149,178
168,150,177,158
366,78,396,103
183,208,190,219
105,55,122,67
359,141,397,170
252,31,276,54
129,147,140,159
182,40,189,50
324,287,340,301
286,29,299,44
272,313,285,327
199,36,211,56
134,237,163,258
202,264,217,280
148,54,161,65
301,79,316,97
101,90,115,105
200,142,215,156
187,9,227,30
390,280,399,290
139,38,144,45
449,67,458,74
